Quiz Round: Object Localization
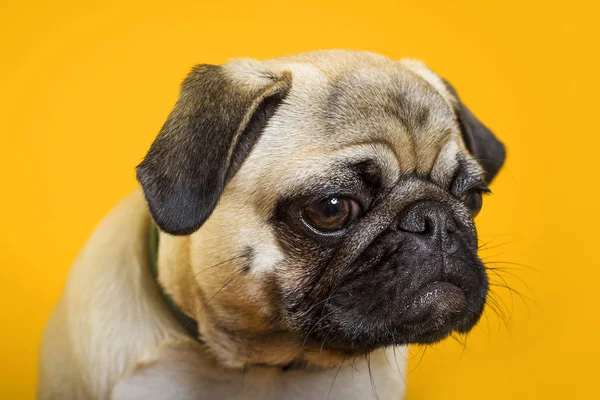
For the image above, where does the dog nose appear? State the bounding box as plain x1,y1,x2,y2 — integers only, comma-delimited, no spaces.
398,201,458,251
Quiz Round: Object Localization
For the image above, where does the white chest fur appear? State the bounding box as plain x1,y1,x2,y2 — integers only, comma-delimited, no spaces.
113,344,407,400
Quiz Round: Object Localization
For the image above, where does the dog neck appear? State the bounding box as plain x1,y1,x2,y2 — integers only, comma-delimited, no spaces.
148,224,200,340
149,224,327,371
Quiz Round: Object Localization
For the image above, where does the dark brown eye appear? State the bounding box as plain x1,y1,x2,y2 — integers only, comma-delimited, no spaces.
303,197,361,232
462,191,483,218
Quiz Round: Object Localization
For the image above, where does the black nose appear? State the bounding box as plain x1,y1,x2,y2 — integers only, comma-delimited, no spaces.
398,201,458,251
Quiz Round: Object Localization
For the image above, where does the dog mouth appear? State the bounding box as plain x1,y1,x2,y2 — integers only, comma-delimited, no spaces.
403,281,468,326
299,276,486,355
387,280,478,343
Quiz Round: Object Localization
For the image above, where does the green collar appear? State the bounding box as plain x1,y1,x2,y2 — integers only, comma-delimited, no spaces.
148,224,201,341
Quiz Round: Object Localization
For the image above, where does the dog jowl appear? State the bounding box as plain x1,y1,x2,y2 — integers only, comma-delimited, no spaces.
136,51,506,368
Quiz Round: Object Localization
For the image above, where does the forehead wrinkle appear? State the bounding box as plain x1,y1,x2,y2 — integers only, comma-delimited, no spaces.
413,127,453,175
323,65,459,178
402,125,418,176
430,139,460,188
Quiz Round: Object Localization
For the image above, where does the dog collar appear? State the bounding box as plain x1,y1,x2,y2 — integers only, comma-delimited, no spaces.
148,223,201,341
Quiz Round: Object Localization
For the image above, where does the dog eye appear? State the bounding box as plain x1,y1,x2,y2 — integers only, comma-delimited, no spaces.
461,191,483,218
303,197,361,232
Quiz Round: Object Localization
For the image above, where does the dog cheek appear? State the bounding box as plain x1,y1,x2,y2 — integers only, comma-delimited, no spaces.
247,241,285,276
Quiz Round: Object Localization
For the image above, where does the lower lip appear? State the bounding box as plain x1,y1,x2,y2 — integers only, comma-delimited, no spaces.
406,281,467,321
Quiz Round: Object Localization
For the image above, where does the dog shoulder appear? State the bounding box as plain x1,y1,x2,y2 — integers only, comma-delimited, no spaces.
39,190,190,399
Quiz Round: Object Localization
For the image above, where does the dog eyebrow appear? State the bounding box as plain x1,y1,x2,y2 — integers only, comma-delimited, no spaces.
336,139,401,187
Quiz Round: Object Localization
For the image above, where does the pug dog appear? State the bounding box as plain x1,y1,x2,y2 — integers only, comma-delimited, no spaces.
38,50,505,400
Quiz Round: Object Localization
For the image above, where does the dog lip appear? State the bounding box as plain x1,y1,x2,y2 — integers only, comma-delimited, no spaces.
404,281,467,323
304,281,482,353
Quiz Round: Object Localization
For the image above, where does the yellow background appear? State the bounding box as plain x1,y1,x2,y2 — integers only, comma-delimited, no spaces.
1,0,598,398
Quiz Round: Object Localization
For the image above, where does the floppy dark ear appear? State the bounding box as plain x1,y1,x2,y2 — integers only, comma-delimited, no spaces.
137,64,292,235
443,80,506,183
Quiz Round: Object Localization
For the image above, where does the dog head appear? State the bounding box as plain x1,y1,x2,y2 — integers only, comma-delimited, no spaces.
137,50,505,368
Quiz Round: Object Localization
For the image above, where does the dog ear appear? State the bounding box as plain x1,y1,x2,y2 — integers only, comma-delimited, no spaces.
137,63,292,235
443,80,506,183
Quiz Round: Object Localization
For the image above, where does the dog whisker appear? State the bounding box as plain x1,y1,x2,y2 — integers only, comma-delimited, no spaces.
486,269,517,322
477,242,537,333
367,352,379,399
477,308,491,335
347,355,359,373
449,333,469,356
485,290,511,328
300,287,344,350
391,345,407,386
485,266,537,287
382,343,393,369
193,267,248,321
301,309,337,350
326,361,344,400
302,292,342,318
489,282,536,315
488,280,536,305
478,238,519,252
192,254,248,278
460,334,469,356
484,260,541,272
406,345,428,374
319,331,332,354
389,328,408,385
